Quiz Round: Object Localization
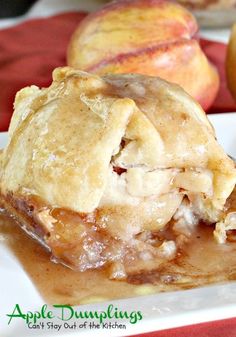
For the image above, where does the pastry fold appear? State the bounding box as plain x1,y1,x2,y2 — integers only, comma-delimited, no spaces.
1,67,236,275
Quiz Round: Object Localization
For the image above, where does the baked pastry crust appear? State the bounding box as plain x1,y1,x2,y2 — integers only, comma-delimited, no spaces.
1,67,236,274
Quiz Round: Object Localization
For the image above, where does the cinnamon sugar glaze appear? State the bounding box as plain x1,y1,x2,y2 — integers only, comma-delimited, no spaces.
1,190,236,305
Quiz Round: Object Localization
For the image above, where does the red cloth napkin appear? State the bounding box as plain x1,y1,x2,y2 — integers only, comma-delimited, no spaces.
0,11,236,337
0,11,235,132
200,39,236,114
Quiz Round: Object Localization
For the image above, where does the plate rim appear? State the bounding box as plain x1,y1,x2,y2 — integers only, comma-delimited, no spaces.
1,112,236,336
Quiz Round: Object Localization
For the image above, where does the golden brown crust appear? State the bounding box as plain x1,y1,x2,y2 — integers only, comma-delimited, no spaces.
0,191,126,270
0,192,49,249
1,67,236,272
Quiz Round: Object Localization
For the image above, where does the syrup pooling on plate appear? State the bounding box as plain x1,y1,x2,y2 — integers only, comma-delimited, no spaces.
1,68,236,303
1,68,236,276
1,188,236,305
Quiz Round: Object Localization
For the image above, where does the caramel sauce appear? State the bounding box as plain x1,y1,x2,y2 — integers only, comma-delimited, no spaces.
2,208,236,306
0,211,139,305
127,223,236,287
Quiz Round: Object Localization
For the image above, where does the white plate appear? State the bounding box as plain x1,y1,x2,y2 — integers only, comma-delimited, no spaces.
1,113,236,337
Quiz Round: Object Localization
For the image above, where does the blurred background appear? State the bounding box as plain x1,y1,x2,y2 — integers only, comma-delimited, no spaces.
0,0,235,132
0,0,235,27
0,0,37,18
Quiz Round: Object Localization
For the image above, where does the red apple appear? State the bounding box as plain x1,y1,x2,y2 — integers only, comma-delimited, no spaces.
67,0,219,110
